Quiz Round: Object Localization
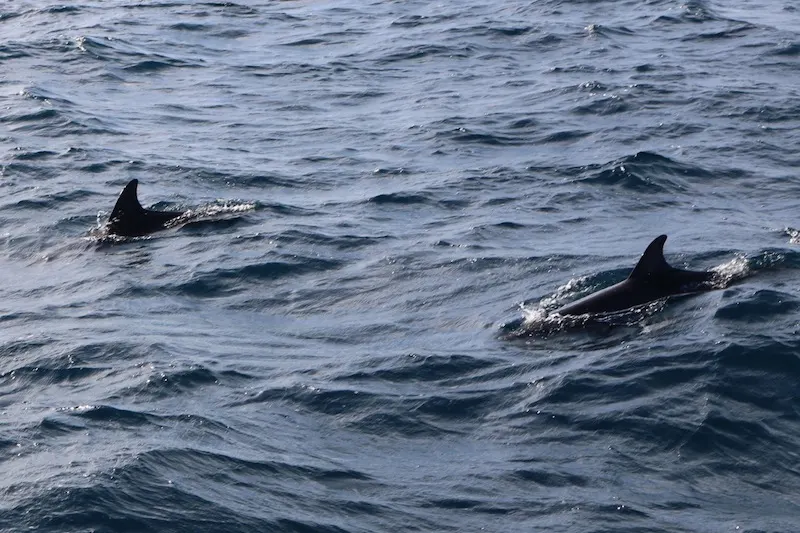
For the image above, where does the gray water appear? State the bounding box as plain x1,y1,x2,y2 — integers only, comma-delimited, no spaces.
2,1,800,532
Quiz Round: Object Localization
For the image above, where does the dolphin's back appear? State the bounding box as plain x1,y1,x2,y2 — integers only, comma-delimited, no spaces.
554,235,715,316
554,279,647,316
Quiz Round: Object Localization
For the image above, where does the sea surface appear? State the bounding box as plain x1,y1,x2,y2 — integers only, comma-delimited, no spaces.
2,1,800,532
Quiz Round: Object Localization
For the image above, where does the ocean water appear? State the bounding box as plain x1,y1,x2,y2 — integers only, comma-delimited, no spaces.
2,0,800,531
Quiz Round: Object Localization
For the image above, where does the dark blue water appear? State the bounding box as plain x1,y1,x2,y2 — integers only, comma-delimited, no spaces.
2,1,800,531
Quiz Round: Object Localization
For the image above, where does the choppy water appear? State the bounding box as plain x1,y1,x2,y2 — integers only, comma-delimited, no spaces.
2,1,800,531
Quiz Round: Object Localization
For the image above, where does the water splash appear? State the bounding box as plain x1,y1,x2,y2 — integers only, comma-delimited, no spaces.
785,227,800,244
711,254,750,287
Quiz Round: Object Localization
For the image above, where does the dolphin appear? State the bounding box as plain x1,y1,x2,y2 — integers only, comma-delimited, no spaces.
106,179,184,237
553,235,716,316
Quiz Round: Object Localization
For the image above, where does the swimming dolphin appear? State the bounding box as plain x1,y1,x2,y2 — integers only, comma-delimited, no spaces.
554,235,716,316
106,179,184,237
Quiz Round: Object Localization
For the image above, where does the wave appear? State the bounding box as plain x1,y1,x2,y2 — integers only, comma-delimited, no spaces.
3,444,366,532
4,87,126,137
571,151,713,193
174,257,343,298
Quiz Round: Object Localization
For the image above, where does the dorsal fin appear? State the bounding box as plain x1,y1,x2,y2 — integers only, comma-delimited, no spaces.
629,234,671,279
109,179,144,221
107,179,185,237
